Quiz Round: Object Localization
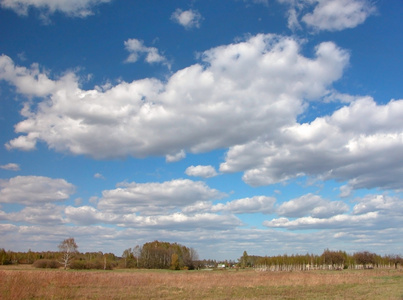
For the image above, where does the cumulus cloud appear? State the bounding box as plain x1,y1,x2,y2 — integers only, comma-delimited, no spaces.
5,203,66,225
183,195,275,215
171,8,202,29
264,212,378,230
0,177,238,232
1,191,402,257
0,163,20,171
124,39,169,67
302,0,376,31
352,194,402,216
278,0,376,32
0,0,112,18
221,97,403,191
97,179,226,215
0,223,123,253
58,178,243,232
125,213,242,230
265,192,403,232
65,205,242,229
166,150,186,162
2,34,349,159
64,205,120,225
277,193,348,218
185,165,218,178
0,55,59,97
0,176,75,205
212,196,276,214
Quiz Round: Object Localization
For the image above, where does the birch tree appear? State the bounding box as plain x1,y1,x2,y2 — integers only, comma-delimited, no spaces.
58,237,78,270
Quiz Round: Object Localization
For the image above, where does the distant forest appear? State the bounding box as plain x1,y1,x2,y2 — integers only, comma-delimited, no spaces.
1,239,402,271
1,240,199,270
239,249,402,271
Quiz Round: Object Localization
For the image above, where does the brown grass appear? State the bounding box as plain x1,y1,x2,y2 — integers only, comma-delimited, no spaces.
0,266,402,299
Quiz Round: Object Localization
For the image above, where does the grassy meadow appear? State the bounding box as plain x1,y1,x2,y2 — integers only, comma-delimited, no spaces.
1,265,402,299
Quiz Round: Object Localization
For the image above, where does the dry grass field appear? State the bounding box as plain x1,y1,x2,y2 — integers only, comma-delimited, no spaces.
1,265,402,299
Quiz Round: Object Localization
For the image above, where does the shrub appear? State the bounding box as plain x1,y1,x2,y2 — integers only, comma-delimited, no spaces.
69,260,88,269
33,259,60,269
69,259,114,270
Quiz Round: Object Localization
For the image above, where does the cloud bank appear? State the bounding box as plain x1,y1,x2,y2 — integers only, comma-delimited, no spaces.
1,175,401,258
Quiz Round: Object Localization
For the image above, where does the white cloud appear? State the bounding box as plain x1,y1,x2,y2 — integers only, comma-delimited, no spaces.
278,0,376,32
221,97,403,191
352,194,402,215
0,55,59,97
6,203,66,225
124,39,169,67
264,212,378,230
2,34,349,159
302,0,376,31
97,179,226,215
94,173,105,179
5,134,38,151
65,205,120,225
171,8,202,29
182,201,214,214
166,150,186,162
277,0,305,31
0,223,123,254
182,195,276,215
0,176,75,205
1,191,402,258
286,6,302,31
127,213,242,230
212,196,276,214
185,165,218,178
265,193,403,232
277,193,348,218
0,163,20,171
65,206,242,229
0,0,112,18
339,184,353,198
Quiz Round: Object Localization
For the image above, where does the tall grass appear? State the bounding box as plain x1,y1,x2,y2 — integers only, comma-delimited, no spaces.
0,266,402,299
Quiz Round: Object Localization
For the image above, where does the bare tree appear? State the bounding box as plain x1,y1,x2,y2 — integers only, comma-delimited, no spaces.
122,248,132,268
58,238,78,270
133,245,142,268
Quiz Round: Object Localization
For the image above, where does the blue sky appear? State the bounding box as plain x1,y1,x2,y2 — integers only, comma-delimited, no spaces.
0,0,402,260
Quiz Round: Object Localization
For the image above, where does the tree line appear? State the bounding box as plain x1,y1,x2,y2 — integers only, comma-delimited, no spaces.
239,249,402,270
0,238,199,270
1,239,401,271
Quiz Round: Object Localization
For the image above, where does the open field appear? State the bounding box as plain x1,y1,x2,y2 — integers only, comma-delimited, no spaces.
1,265,402,299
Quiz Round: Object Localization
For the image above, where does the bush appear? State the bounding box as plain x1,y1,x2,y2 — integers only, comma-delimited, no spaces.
69,260,87,270
69,259,114,270
33,259,60,269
